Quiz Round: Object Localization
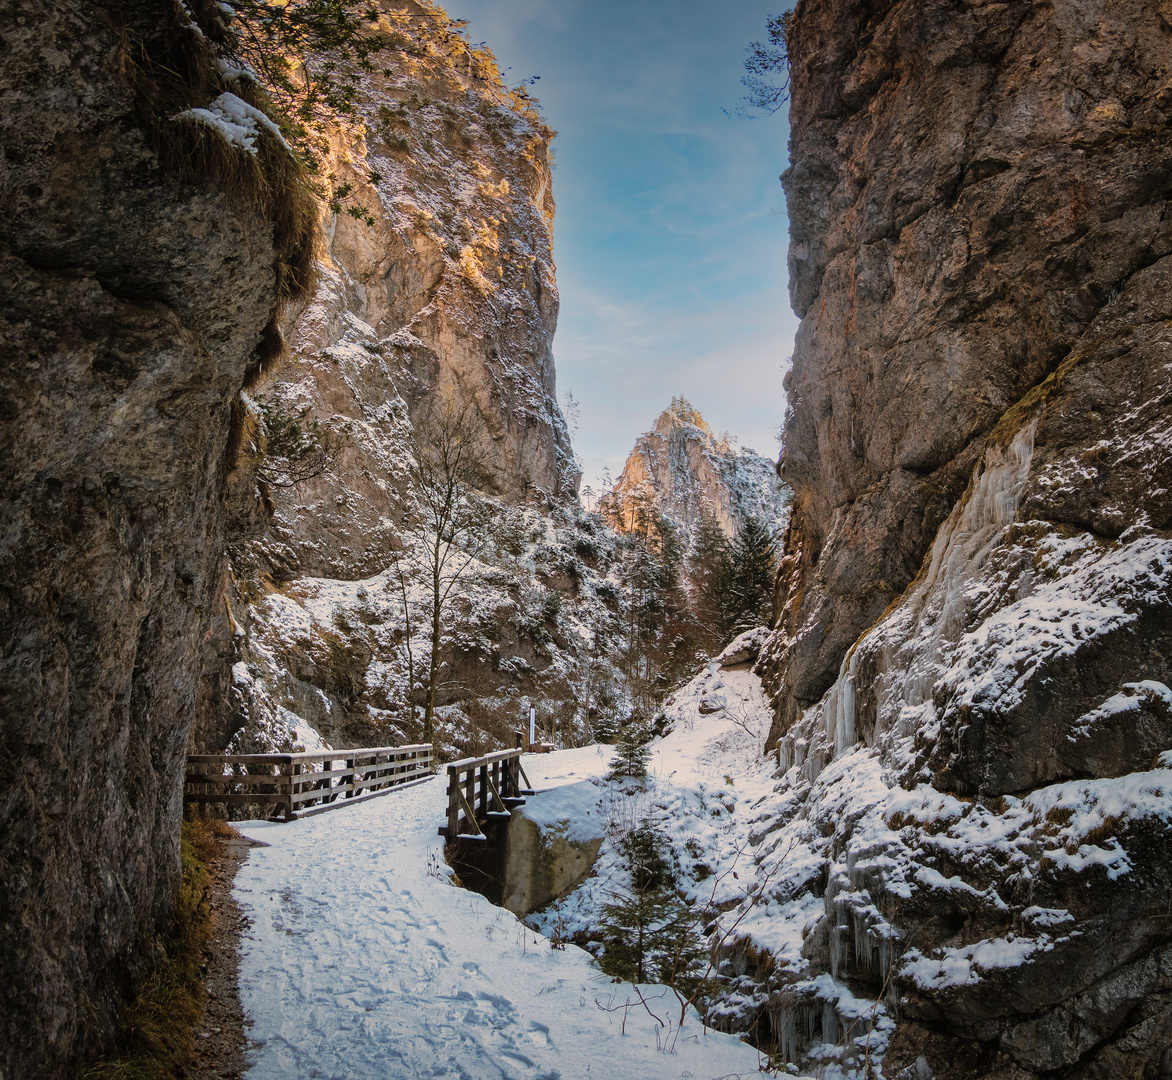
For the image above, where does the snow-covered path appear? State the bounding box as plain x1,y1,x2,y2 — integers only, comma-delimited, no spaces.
233,748,763,1080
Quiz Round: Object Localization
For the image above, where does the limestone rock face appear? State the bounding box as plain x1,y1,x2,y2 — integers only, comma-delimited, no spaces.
257,14,575,583
601,398,790,542
739,0,1172,1075
766,0,1172,730
0,2,287,1076
502,782,607,916
193,12,626,760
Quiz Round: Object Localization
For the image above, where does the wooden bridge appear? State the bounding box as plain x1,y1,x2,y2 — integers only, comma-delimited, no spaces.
185,744,434,821
438,748,535,841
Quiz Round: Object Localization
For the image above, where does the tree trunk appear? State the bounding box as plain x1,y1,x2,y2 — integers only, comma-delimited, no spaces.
424,532,443,751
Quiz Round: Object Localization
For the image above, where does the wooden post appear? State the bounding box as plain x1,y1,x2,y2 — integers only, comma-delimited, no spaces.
346,756,355,798
447,768,460,838
463,766,472,831
285,761,297,822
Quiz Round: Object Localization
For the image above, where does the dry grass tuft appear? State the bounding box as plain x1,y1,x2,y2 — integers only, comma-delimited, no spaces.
115,0,320,313
1079,815,1122,849
226,393,263,476
243,316,288,389
81,819,236,1080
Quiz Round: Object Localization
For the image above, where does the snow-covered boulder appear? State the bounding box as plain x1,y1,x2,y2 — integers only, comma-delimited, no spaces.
717,625,771,667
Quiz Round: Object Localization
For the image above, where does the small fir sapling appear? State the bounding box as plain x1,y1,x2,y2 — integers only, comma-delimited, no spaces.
598,821,710,996
593,712,621,744
607,723,651,781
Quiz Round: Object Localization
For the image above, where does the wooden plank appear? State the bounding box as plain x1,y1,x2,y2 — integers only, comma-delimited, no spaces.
187,745,432,767
349,770,429,795
296,774,433,819
483,770,509,813
188,791,289,801
186,754,294,766
456,784,484,836
184,773,290,786
445,747,522,773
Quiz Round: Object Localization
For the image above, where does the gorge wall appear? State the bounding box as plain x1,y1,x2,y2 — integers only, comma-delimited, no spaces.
737,0,1172,1075
0,1,308,1075
193,5,633,760
600,397,790,543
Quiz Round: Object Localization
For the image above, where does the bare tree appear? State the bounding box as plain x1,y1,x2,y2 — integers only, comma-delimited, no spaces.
402,394,492,750
388,549,419,736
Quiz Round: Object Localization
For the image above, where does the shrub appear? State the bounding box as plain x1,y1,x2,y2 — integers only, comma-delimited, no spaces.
598,821,709,994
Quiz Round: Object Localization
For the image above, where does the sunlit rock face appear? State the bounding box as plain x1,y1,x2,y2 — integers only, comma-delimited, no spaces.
258,8,576,583
192,6,621,760
601,398,791,543
0,2,287,1075
731,0,1172,1075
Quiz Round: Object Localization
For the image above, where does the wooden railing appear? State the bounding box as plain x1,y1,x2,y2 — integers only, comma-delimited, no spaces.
439,748,534,841
185,744,434,821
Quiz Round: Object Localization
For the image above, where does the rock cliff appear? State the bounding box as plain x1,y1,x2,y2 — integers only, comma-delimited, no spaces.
193,5,629,759
0,1,312,1075
740,0,1172,1075
601,397,791,542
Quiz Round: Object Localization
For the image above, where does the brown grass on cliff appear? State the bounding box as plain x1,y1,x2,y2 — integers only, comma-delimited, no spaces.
113,0,319,312
80,818,237,1080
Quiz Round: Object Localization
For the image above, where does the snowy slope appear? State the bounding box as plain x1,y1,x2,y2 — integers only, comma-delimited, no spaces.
522,664,885,1071
232,763,764,1080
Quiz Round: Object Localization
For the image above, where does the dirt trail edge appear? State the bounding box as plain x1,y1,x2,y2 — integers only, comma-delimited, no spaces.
192,830,262,1080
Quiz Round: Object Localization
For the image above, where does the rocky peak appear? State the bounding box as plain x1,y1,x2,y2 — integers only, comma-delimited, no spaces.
600,397,790,542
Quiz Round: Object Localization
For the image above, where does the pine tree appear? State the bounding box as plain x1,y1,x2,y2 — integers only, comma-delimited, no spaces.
599,821,711,993
607,723,651,781
688,513,733,652
722,516,778,637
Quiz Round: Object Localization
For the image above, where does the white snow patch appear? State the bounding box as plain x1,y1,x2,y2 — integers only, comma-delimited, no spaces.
175,92,289,155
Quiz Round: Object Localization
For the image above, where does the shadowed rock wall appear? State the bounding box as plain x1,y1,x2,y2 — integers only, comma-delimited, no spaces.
739,0,1172,1075
763,0,1172,735
0,2,289,1074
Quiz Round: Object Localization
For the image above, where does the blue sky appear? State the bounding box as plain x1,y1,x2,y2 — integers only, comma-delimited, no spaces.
439,0,798,491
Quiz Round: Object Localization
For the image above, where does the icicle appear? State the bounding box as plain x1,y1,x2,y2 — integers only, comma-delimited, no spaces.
779,736,794,773
794,737,807,767
878,932,892,981
854,910,870,973
768,1003,800,1063
821,1002,839,1045
829,922,842,978
834,675,856,755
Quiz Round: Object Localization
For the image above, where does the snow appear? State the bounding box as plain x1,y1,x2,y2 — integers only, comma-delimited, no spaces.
175,92,289,155
522,782,608,845
233,761,764,1080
